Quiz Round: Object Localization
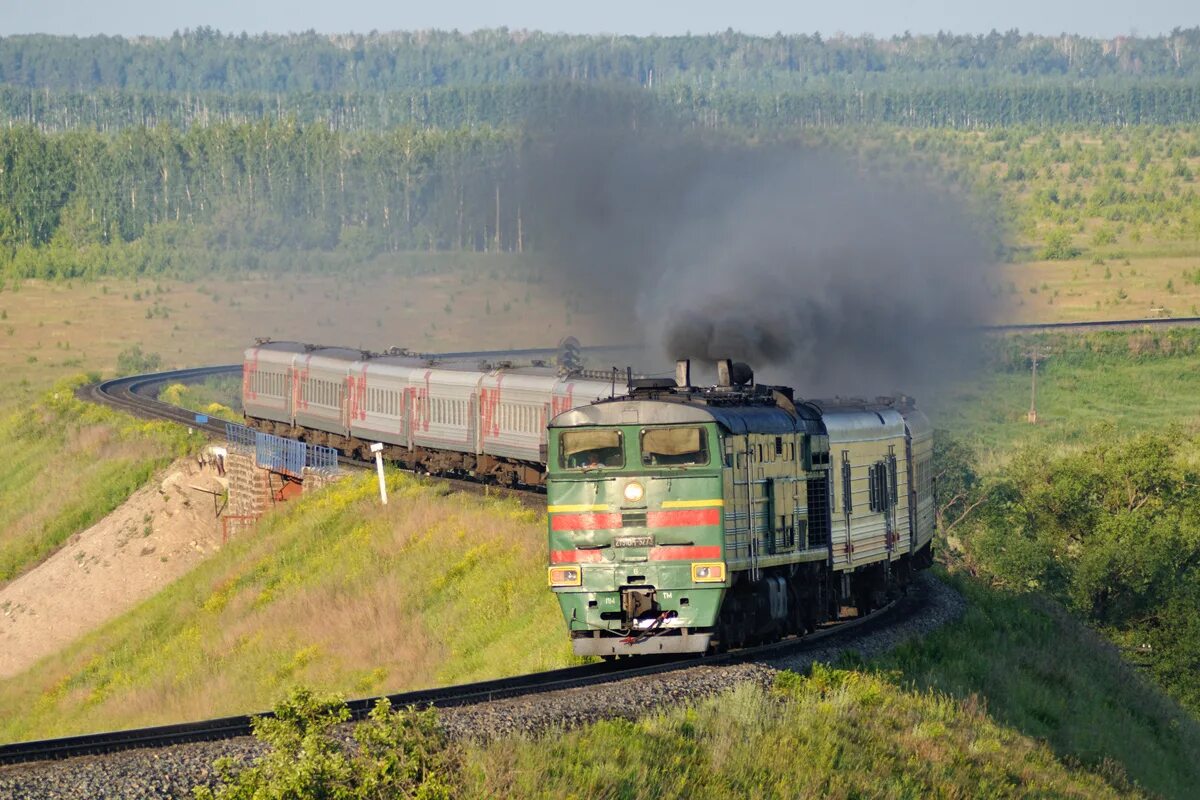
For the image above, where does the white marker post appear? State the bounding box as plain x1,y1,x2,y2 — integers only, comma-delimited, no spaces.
370,442,388,505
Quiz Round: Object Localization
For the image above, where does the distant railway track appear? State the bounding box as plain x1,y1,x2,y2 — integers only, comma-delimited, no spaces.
77,365,541,505
0,585,915,766
984,315,1200,333
77,364,243,437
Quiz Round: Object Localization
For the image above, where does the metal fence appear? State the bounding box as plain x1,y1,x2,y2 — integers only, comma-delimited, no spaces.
225,422,257,452
257,434,307,478
307,444,339,473
226,422,340,477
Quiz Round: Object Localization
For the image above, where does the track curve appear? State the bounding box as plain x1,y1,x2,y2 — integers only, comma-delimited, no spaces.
43,313,1159,768
0,585,915,766
78,364,243,436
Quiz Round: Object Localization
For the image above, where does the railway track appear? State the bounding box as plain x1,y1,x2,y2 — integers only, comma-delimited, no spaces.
76,364,243,436
983,315,1200,332
78,364,542,505
33,313,1173,768
0,584,915,766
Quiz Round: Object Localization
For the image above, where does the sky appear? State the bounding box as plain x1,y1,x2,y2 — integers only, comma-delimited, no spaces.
1,0,1196,39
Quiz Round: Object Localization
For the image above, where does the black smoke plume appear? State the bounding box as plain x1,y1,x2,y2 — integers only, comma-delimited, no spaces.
520,104,997,396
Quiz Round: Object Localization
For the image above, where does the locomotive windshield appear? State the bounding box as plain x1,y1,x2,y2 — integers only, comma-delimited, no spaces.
560,429,624,469
641,426,709,467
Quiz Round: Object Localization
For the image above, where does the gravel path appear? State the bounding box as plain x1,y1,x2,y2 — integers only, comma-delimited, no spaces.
0,573,965,800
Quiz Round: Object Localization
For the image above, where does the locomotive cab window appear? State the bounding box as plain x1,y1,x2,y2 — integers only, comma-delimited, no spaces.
641,427,709,467
561,429,624,469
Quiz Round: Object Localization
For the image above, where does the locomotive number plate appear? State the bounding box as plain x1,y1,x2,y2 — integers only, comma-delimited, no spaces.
614,535,654,548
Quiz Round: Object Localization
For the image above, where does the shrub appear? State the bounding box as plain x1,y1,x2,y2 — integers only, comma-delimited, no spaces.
194,687,456,800
1041,228,1081,260
116,344,163,375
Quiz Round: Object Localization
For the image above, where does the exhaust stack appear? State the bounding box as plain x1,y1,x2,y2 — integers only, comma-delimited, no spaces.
717,359,753,388
675,359,692,389
716,359,733,388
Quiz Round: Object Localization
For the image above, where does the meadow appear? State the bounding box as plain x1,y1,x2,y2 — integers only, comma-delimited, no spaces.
0,254,616,408
928,329,1200,460
0,470,576,742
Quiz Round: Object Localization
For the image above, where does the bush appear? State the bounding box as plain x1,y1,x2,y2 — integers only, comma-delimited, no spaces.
1041,228,1081,260
115,344,163,375
963,430,1200,711
194,687,456,800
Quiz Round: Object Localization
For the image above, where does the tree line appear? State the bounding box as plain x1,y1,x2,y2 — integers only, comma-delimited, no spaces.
5,28,1200,94
0,121,537,278
7,121,1200,280
5,81,1200,133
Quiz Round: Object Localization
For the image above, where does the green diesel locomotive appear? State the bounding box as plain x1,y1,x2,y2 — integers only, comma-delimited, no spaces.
547,359,934,656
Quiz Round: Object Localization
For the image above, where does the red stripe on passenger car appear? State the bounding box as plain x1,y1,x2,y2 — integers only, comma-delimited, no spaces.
646,509,722,527
549,549,606,563
648,545,722,561
550,513,624,531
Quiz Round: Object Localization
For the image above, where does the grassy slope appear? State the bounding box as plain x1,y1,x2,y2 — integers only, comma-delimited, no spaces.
0,472,576,742
463,679,1132,800
459,571,1200,800
0,377,196,584
878,573,1200,800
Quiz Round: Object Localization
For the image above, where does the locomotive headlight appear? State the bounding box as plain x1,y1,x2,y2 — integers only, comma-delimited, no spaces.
691,562,727,583
623,481,645,504
548,566,583,587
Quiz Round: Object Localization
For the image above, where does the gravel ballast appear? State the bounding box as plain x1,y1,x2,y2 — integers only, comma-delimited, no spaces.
0,573,965,800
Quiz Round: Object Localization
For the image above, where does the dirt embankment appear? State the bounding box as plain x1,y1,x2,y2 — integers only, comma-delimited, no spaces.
0,459,228,679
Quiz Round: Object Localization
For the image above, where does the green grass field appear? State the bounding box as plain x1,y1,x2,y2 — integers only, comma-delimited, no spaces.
928,330,1200,463
0,471,576,743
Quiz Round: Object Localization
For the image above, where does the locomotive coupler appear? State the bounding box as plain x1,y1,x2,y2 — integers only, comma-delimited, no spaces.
620,587,657,622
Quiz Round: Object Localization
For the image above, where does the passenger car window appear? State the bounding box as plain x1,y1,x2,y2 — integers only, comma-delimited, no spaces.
560,429,624,469
641,427,709,467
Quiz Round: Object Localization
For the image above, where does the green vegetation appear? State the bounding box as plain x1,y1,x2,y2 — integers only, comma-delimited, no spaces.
201,576,1200,799
0,376,196,583
462,672,1134,799
877,573,1200,799
4,29,1200,131
158,375,243,423
0,471,575,742
929,331,1200,719
458,571,1199,799
930,330,1200,456
195,688,453,800
952,430,1200,714
115,345,163,376
2,124,1199,285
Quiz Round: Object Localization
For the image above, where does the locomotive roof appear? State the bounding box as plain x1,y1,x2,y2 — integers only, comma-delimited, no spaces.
249,340,309,354
550,396,824,435
550,386,925,438
819,407,907,442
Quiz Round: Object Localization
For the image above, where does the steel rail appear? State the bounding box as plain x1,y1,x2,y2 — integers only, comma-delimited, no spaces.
0,583,919,766
77,365,541,505
983,315,1200,332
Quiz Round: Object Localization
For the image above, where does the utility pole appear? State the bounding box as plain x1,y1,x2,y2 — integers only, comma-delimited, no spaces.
1026,346,1051,424
1027,347,1036,429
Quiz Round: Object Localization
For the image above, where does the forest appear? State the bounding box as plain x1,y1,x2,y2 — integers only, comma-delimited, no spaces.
1,121,1198,280
6,28,1200,92
3,29,1200,131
